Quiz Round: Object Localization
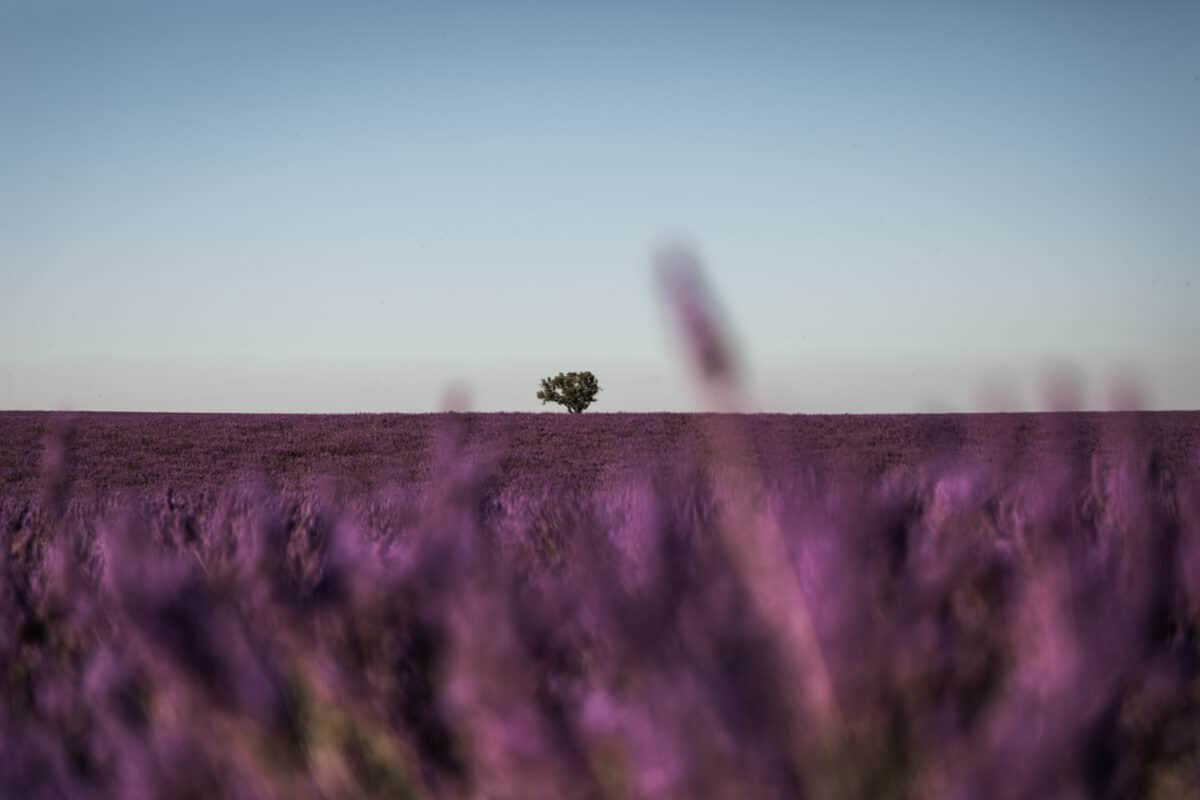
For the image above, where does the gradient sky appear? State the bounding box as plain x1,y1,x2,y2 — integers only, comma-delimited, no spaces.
3,1,1197,412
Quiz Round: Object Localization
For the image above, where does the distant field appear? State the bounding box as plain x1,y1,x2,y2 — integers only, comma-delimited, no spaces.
3,410,1199,797
3,410,1197,497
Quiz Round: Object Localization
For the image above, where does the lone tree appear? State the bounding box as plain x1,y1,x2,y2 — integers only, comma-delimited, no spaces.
537,371,601,413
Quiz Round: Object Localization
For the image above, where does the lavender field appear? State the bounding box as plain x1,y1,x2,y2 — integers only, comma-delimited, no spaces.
2,410,1199,798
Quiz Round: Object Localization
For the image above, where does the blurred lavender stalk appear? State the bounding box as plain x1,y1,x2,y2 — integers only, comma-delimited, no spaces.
656,243,840,747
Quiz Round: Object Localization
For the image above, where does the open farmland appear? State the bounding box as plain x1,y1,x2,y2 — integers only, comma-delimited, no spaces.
2,411,1200,797
4,410,1198,496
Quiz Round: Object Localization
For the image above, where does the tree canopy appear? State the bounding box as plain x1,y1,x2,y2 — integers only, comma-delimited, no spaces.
536,371,600,413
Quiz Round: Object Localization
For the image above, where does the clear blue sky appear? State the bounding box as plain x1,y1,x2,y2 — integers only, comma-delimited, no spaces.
3,1,1197,412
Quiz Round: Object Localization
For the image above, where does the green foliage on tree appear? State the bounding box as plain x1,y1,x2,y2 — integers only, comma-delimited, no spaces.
537,371,601,413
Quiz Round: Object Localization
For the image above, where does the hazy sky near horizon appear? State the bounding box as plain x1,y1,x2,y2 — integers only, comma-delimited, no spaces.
3,1,1198,412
